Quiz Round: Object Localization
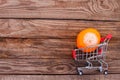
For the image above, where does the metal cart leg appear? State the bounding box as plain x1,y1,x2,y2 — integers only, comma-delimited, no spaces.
86,60,93,69
98,60,103,72
99,59,108,75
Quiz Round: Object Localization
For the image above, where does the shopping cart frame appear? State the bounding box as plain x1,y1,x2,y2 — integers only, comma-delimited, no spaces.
72,34,112,75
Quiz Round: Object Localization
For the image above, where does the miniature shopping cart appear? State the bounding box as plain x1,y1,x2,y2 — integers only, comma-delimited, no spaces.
72,34,112,75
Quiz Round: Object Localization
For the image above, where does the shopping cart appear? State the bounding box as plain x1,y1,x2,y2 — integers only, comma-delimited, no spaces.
72,34,112,75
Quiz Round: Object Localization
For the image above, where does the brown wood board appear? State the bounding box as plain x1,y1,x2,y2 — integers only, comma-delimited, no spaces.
0,74,120,80
0,59,118,74
0,38,119,59
0,19,119,59
0,19,119,39
0,0,119,20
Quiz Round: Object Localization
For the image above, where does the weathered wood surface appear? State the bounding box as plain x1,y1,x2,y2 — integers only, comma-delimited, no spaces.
0,0,119,21
0,19,119,59
0,0,119,77
0,38,119,59
0,59,119,74
0,74,120,80
0,19,119,38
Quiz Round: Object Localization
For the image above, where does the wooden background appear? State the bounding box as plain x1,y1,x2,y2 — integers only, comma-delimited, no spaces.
0,0,119,80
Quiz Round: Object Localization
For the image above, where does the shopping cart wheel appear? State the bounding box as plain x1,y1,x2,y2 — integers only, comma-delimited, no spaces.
78,70,83,75
104,70,108,75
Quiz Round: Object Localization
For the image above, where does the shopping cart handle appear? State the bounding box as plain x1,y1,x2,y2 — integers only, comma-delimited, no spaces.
106,34,112,39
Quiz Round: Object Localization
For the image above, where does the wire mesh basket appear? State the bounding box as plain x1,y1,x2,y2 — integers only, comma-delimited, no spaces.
72,34,112,75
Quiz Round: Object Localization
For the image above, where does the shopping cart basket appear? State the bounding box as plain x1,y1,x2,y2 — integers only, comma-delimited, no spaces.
72,34,112,75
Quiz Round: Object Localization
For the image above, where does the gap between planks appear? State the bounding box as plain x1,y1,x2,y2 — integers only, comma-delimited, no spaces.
0,18,119,22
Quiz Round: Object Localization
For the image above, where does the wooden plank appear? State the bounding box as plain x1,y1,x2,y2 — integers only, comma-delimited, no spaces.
0,59,119,74
0,38,119,59
0,0,119,20
0,19,119,59
0,19,119,38
0,74,120,80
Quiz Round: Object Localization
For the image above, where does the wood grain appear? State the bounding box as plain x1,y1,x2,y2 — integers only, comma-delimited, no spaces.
0,0,119,77
0,38,119,59
0,74,120,80
0,59,118,74
0,19,119,39
0,0,119,20
0,19,119,59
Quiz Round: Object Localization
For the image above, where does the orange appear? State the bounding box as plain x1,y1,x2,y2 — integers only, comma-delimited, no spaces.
77,28,101,52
